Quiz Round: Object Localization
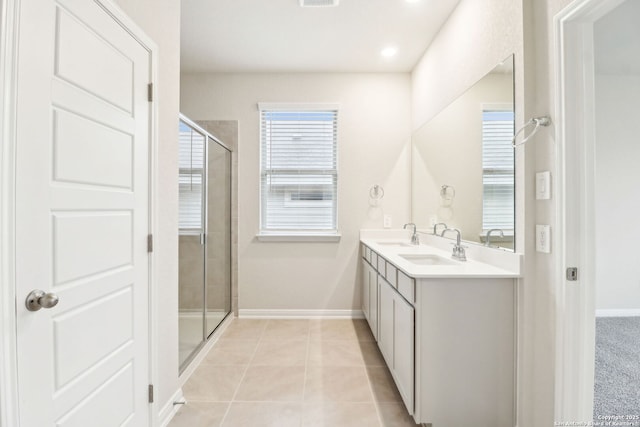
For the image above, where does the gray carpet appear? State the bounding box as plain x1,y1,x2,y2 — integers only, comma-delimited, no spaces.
594,317,640,424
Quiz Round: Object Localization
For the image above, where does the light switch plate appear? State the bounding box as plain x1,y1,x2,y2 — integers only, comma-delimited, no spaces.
383,214,392,228
536,171,551,200
536,224,551,253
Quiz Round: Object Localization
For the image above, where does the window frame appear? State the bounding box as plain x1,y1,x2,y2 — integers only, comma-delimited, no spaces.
257,103,341,242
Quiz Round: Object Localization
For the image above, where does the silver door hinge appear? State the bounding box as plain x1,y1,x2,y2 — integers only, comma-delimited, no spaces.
147,234,153,253
147,83,153,102
148,384,154,403
566,267,578,281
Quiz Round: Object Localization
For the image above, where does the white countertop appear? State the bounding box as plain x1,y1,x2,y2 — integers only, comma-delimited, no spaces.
361,233,522,279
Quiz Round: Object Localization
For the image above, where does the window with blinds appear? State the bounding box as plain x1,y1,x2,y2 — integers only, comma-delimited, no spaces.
482,110,515,231
178,121,205,232
259,105,338,234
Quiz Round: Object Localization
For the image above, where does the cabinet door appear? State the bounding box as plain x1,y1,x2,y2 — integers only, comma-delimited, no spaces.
378,276,395,367
361,259,370,321
368,268,378,340
394,293,415,414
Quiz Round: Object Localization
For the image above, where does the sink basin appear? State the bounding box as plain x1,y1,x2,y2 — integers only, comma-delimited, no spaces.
376,241,414,247
399,254,459,266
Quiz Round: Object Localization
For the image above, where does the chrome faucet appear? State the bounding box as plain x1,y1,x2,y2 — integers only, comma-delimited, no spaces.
485,228,505,247
403,223,419,245
433,222,448,235
440,228,467,261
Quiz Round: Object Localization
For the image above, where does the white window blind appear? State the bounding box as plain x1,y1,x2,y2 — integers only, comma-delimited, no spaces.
179,121,205,232
260,106,338,233
482,110,515,231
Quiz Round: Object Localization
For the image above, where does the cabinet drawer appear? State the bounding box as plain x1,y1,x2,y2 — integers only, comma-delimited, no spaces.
385,262,397,288
371,252,378,271
377,254,386,276
398,270,415,303
364,246,372,263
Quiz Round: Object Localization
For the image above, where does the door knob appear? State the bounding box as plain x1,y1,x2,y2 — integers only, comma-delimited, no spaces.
25,290,59,312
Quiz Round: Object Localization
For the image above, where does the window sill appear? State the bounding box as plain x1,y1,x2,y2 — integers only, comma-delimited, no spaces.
256,232,342,242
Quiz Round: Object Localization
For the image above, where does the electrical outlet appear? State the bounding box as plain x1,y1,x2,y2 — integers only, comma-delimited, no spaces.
383,215,392,228
536,224,551,253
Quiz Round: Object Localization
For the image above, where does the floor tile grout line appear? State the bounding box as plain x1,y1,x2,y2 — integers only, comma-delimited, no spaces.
298,321,311,427
217,318,268,426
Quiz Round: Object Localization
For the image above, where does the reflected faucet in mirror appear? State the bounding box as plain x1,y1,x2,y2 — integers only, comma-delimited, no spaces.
433,222,448,235
440,228,467,261
403,223,420,245
485,228,505,247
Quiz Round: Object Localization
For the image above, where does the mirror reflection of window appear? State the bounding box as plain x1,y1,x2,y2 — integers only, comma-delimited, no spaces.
481,108,515,235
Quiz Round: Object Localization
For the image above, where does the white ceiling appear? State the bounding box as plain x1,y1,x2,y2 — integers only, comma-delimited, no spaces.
180,0,461,73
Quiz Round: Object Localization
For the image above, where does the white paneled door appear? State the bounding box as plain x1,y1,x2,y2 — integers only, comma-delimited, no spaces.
14,0,152,426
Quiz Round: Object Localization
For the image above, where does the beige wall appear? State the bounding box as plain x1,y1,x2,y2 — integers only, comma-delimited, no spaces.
594,74,640,312
114,0,181,415
180,73,411,312
411,0,522,130
524,0,572,424
593,2,640,312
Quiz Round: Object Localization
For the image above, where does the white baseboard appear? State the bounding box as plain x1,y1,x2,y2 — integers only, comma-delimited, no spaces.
595,309,640,317
158,388,184,427
238,309,365,319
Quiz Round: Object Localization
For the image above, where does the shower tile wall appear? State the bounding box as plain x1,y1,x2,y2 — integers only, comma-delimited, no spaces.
179,235,205,311
198,120,239,316
206,144,231,316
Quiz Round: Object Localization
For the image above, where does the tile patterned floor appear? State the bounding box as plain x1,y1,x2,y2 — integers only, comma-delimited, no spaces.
169,318,420,427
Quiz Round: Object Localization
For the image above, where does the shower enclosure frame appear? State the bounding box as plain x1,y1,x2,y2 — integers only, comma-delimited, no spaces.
178,114,233,373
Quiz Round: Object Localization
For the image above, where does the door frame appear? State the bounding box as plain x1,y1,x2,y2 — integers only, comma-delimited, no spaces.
0,1,159,426
553,0,627,422
0,0,20,426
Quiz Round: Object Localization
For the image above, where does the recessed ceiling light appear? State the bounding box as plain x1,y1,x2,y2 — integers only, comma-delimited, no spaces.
381,47,398,58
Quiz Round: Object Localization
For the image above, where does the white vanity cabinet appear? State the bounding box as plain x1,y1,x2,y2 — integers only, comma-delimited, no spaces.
413,277,515,426
362,247,415,415
360,241,516,427
378,275,414,413
360,256,378,340
377,275,394,363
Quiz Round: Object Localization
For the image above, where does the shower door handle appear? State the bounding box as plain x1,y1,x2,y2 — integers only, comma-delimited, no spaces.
200,233,206,245
25,289,59,312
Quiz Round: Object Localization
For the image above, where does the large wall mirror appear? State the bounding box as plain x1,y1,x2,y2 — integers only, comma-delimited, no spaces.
411,55,515,250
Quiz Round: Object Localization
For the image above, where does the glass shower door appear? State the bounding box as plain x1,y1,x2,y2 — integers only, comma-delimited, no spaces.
205,140,232,337
178,115,233,372
178,121,206,369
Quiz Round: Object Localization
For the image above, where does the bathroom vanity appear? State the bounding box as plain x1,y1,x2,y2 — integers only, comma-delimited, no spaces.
360,230,521,427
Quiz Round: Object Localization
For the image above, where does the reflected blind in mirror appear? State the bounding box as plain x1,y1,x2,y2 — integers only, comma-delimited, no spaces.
482,110,515,231
259,107,338,233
